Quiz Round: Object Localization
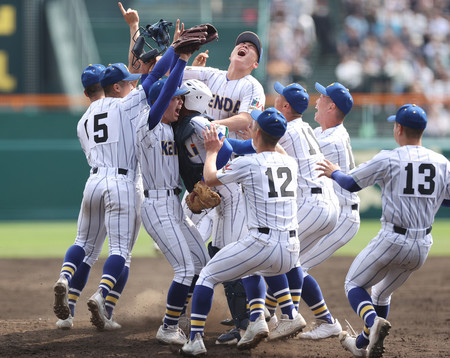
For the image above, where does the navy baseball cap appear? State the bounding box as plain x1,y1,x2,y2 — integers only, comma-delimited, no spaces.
81,64,105,88
274,81,309,114
251,107,287,138
148,78,189,103
100,63,141,87
387,104,427,130
235,31,263,63
315,82,353,115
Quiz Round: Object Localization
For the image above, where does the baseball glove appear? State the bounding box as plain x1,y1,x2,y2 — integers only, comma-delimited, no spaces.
185,181,221,214
173,24,218,55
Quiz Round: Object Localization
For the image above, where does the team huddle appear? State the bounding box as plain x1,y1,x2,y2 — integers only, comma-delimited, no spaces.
52,3,450,358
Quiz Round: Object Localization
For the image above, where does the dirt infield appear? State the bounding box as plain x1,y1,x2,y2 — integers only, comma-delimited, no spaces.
1,255,449,357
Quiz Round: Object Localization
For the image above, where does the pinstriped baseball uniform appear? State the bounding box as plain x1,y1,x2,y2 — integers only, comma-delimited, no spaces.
74,87,147,261
183,66,265,140
136,115,208,286
197,151,300,288
345,145,450,304
301,124,360,271
278,118,339,259
182,66,265,248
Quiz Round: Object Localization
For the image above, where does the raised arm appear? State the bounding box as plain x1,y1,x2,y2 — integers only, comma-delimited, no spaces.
118,2,140,72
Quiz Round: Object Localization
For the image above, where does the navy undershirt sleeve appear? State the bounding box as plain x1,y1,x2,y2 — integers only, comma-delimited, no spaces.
331,170,362,192
216,136,233,169
141,46,175,97
227,138,256,155
147,57,187,130
441,199,450,207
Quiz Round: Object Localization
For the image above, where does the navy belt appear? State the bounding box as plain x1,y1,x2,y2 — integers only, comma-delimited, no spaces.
393,225,432,235
92,167,128,175
258,227,296,237
144,188,182,198
311,187,322,194
351,204,358,210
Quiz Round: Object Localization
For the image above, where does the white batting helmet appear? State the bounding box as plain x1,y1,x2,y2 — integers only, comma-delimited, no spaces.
181,79,213,113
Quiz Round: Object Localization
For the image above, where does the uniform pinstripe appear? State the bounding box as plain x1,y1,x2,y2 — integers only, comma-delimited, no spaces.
136,116,208,286
197,152,300,288
345,145,450,304
182,66,265,248
301,124,360,271
74,87,147,260
278,118,339,259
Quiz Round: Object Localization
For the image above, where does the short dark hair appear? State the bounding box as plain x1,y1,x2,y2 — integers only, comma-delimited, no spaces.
103,81,128,96
85,83,104,97
255,122,281,146
400,123,424,139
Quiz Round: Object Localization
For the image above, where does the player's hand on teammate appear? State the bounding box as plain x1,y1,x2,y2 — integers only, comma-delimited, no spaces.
118,2,139,27
203,125,224,154
192,50,209,67
236,125,252,140
316,158,341,178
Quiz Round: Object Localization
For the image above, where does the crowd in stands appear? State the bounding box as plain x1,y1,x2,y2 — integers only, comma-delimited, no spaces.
266,0,450,136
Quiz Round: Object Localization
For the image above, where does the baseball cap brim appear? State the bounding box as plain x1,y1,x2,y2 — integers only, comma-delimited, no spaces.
387,115,396,122
315,82,328,96
123,73,141,82
235,31,262,62
273,81,285,95
174,88,189,97
250,109,263,121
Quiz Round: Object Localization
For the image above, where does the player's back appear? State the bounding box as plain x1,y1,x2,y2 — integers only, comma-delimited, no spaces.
315,124,359,207
280,118,334,197
354,145,450,228
80,89,147,171
238,152,298,231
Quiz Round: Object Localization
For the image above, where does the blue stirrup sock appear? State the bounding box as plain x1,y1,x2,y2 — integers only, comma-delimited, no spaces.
105,265,129,319
286,266,304,311
60,245,85,282
163,280,190,326
68,261,91,317
301,274,333,324
190,285,214,340
347,287,377,328
242,275,267,321
265,274,296,319
98,255,125,297
181,275,198,316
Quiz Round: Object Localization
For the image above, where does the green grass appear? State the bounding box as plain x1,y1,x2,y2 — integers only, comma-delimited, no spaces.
0,219,449,258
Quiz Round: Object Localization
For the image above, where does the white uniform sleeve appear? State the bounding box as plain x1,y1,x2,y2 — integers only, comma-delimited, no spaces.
119,87,148,124
350,150,390,189
216,156,250,184
183,66,217,81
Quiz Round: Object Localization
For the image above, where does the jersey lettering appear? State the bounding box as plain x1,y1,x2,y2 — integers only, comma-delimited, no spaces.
161,141,178,156
400,161,436,198
209,94,240,114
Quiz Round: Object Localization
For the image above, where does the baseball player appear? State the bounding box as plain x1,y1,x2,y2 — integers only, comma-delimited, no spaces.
173,79,233,327
135,46,210,345
52,60,156,331
183,31,265,344
181,108,306,356
262,82,339,328
297,82,358,340
53,62,152,330
317,104,450,358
